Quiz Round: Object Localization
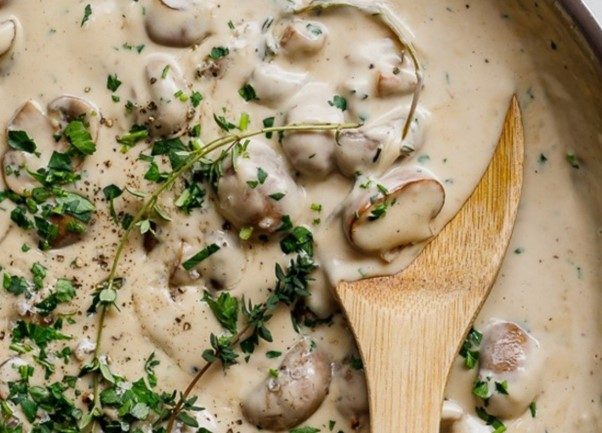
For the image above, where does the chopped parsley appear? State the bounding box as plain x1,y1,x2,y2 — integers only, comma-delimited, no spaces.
328,95,347,111
459,327,482,369
182,243,220,270
64,120,96,155
203,291,239,334
81,4,92,27
103,184,123,222
190,91,203,108
8,130,37,153
209,46,230,60
566,151,580,169
106,74,122,92
239,83,258,101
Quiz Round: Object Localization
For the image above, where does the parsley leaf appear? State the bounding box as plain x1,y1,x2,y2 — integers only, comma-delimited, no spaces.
64,120,96,155
103,184,123,222
8,130,37,153
3,273,30,296
203,291,239,334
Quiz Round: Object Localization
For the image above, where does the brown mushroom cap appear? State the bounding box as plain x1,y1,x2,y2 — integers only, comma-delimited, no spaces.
343,166,445,255
477,320,543,419
216,139,304,233
145,0,213,48
242,339,332,430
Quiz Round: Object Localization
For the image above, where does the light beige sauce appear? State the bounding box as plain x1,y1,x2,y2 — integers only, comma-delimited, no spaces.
0,0,600,432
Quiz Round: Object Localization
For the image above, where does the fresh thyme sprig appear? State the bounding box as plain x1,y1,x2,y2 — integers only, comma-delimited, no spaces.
294,0,424,139
83,121,359,431
165,234,318,433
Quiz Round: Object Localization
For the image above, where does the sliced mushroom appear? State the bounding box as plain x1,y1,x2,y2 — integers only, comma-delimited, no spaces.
170,231,246,291
282,82,344,177
242,339,332,430
440,400,464,431
345,38,418,99
145,0,214,48
48,95,100,142
343,166,445,256
136,54,192,138
476,319,543,419
216,139,305,233
332,363,369,429
3,101,61,195
335,108,427,178
0,18,16,58
280,20,327,56
248,63,308,105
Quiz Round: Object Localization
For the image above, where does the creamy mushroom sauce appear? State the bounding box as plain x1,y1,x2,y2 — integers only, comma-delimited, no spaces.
0,1,600,433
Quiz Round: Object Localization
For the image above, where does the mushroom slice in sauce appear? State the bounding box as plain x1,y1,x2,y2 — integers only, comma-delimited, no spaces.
3,101,60,195
332,363,369,429
216,138,304,233
248,63,308,105
136,54,192,138
0,18,16,58
345,38,418,99
282,82,344,177
144,0,214,48
343,166,445,256
241,339,332,430
280,19,328,56
335,107,427,178
48,95,100,142
477,319,543,419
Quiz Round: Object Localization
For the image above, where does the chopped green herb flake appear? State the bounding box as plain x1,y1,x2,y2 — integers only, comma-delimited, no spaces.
8,130,37,153
81,4,92,27
182,243,221,270
210,46,230,60
106,74,122,92
239,83,258,102
328,95,347,111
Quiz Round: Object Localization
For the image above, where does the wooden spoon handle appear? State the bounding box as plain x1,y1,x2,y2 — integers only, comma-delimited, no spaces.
337,97,524,433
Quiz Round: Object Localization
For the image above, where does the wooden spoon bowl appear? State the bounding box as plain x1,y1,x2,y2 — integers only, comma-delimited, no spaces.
336,96,524,433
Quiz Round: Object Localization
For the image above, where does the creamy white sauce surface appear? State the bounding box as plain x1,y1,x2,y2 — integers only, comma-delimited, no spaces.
0,1,600,432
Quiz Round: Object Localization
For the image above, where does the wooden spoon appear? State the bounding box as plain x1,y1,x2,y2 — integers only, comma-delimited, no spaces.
336,96,524,432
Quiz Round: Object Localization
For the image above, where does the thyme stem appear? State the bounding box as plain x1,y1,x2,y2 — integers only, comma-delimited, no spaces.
294,0,423,139
87,121,359,430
